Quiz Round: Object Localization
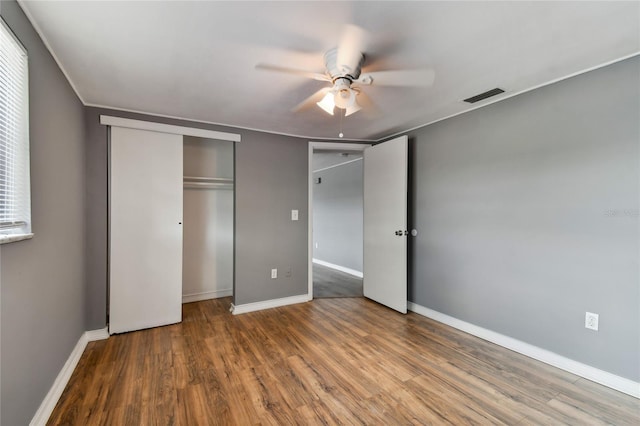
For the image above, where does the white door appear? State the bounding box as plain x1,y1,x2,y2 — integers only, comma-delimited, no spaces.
363,135,408,313
109,127,183,334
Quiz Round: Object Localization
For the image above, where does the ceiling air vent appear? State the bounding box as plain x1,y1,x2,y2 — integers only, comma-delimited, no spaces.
463,88,505,104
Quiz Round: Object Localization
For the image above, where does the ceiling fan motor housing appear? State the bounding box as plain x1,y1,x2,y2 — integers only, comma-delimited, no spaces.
324,47,364,81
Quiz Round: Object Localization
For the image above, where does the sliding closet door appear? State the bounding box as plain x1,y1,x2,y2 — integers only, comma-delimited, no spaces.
109,127,183,334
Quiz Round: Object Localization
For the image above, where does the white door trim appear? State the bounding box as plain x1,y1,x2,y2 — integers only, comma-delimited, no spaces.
307,142,371,300
100,115,241,142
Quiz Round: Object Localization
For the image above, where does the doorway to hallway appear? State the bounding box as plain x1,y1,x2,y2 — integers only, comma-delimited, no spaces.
308,143,368,299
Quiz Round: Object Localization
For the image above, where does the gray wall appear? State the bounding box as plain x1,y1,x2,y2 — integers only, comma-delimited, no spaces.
408,56,639,381
313,160,363,272
234,132,308,305
84,107,309,322
84,108,108,329
0,1,87,424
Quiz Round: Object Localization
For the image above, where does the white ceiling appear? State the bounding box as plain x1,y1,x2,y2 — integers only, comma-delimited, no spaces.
19,1,640,141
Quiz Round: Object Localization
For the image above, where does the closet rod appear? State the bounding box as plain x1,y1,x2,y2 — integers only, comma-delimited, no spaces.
184,176,233,184
184,182,233,190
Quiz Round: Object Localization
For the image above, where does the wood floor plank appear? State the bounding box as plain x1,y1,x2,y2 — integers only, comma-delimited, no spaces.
236,366,296,425
382,382,455,424
545,397,611,425
550,388,640,425
47,297,639,425
572,378,640,417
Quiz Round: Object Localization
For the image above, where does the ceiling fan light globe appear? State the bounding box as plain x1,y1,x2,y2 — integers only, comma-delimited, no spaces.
316,92,335,115
345,100,362,117
334,88,356,109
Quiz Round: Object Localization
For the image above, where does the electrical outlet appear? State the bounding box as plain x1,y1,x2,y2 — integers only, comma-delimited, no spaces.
315,242,318,249
291,209,298,221
585,312,599,331
271,268,277,279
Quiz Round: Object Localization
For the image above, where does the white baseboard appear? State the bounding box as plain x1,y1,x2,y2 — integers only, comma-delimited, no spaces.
231,294,308,315
408,302,640,399
84,327,109,342
182,289,232,303
312,258,363,278
30,328,109,426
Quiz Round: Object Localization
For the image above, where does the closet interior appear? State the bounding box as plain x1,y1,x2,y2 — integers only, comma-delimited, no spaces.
182,136,234,304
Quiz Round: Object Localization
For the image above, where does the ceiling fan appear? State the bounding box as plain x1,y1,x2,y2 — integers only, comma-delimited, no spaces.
256,25,435,117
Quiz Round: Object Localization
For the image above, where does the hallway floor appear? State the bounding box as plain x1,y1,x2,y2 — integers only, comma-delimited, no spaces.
313,263,363,298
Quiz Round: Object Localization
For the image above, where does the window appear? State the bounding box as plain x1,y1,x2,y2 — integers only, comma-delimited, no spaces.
0,19,31,242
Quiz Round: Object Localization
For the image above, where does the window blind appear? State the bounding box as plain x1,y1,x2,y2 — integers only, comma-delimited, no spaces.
0,19,30,234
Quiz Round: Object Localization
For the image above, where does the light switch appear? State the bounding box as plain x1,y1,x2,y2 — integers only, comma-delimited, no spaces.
291,209,299,221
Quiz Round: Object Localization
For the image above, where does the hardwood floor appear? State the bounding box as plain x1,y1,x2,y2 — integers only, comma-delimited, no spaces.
313,263,363,298
48,297,639,425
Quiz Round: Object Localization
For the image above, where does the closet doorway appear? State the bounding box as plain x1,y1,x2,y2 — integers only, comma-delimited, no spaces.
182,136,234,303
308,142,370,299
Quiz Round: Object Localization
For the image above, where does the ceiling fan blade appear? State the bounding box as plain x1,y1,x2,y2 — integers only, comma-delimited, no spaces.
292,87,332,112
255,63,331,82
357,69,435,87
336,24,368,76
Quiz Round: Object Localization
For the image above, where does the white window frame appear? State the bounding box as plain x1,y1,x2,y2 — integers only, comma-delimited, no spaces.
0,18,32,244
